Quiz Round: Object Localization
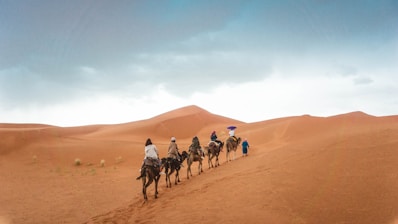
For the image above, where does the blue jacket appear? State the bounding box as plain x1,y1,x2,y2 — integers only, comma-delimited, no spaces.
210,133,217,141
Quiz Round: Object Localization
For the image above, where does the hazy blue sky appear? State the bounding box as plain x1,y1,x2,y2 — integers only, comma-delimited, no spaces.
1,0,397,126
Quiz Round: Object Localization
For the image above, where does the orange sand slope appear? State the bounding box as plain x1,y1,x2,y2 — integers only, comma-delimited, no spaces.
1,105,398,224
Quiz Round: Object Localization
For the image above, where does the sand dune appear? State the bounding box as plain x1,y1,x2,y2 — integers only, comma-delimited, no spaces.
1,105,398,224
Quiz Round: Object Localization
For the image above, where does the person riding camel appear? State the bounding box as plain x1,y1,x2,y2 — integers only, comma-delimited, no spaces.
210,130,223,149
190,136,204,159
167,136,181,161
136,138,163,180
229,128,238,143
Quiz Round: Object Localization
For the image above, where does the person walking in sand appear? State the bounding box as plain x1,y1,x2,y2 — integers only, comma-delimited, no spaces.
242,138,249,157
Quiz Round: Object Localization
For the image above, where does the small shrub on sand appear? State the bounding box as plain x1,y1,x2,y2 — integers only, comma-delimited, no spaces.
74,158,81,166
32,155,37,163
115,156,123,164
100,159,105,167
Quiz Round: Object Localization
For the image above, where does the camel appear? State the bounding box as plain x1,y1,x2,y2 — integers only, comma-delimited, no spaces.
137,158,163,201
184,147,204,179
205,141,224,168
226,136,241,162
161,152,187,188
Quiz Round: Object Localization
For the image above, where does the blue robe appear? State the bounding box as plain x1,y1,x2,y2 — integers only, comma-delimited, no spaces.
242,141,249,154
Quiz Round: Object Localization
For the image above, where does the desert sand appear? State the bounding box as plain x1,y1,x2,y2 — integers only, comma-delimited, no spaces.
1,105,398,224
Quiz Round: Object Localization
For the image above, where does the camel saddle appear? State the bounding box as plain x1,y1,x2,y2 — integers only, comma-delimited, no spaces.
144,158,159,167
230,136,238,143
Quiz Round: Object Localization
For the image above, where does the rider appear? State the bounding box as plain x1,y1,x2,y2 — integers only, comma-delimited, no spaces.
167,136,181,161
190,136,204,159
136,138,163,180
229,128,238,143
210,130,223,149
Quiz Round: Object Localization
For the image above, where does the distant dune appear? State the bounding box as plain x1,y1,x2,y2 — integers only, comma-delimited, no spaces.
1,105,398,224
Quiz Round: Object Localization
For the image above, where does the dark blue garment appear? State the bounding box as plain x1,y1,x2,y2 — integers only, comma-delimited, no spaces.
242,141,249,154
211,133,217,141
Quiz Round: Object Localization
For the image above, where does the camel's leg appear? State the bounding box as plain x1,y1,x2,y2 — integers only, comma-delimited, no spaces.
198,163,200,175
142,178,147,200
143,177,153,200
176,170,181,183
208,155,214,169
167,168,174,188
187,164,191,179
154,176,159,199
166,173,170,188
165,172,168,188
198,162,202,174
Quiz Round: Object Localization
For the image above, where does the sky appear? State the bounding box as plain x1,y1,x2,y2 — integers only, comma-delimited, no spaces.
1,0,397,127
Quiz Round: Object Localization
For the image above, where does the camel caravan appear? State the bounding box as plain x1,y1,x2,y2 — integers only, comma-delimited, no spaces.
137,126,244,201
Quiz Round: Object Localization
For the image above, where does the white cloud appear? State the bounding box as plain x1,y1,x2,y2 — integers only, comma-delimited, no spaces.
2,71,398,127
